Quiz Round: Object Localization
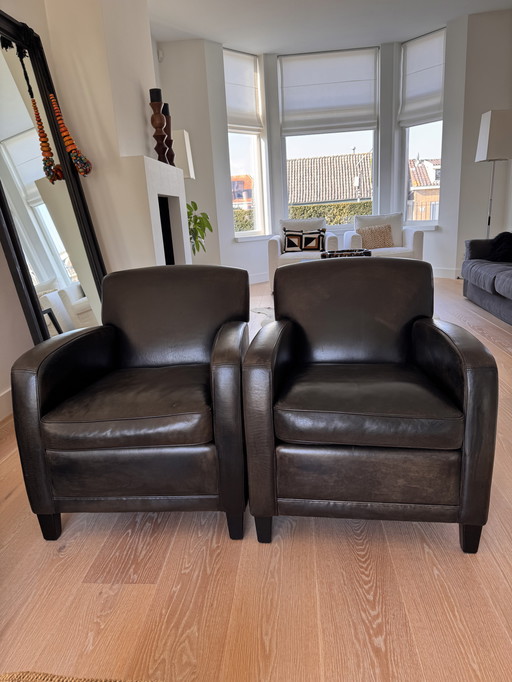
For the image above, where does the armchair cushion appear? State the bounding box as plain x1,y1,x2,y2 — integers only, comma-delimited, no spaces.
41,365,212,450
273,363,464,450
280,217,326,233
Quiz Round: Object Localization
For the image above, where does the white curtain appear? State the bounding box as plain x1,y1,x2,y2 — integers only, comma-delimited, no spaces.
279,48,378,135
399,29,446,127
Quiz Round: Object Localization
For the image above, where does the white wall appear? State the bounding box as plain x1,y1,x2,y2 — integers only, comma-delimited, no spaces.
456,9,512,262
43,0,165,273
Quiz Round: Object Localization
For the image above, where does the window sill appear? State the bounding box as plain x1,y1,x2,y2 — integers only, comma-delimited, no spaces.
404,222,438,231
234,234,270,243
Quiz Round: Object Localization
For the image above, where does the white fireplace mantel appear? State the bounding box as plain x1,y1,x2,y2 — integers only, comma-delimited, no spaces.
122,155,192,267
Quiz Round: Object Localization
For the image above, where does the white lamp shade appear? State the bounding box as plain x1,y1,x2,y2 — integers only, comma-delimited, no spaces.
475,110,512,162
172,129,195,179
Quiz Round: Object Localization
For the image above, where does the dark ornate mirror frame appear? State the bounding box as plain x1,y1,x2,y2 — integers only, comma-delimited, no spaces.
0,9,106,344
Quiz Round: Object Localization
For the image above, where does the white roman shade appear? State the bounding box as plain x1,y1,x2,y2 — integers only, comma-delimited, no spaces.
279,48,378,135
224,50,262,131
399,29,446,127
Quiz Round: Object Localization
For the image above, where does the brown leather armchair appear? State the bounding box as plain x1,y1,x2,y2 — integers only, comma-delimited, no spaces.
12,265,249,541
243,258,498,553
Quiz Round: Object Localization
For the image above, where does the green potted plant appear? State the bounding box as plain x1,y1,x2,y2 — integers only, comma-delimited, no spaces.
187,201,213,255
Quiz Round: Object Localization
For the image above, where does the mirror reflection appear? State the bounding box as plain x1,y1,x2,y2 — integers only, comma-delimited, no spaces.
0,44,100,336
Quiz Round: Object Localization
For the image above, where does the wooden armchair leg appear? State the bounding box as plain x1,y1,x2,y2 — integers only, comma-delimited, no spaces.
226,512,244,540
459,524,482,553
37,513,62,541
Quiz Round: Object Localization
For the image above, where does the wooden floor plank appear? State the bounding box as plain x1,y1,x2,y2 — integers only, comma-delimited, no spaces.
83,511,181,585
384,520,512,682
314,518,425,682
1,278,512,681
218,517,322,682
128,512,244,682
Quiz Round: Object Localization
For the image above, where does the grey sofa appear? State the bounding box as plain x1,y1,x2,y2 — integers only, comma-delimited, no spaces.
462,239,512,324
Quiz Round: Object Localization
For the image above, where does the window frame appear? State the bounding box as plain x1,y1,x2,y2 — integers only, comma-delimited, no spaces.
224,49,270,237
399,30,445,225
402,120,443,228
282,129,377,226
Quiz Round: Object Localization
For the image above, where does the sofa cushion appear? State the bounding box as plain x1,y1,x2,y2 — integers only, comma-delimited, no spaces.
274,363,464,450
494,270,512,301
41,365,212,450
461,259,512,294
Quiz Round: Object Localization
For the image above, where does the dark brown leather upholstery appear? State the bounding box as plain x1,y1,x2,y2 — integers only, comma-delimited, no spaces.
12,265,249,540
243,258,498,552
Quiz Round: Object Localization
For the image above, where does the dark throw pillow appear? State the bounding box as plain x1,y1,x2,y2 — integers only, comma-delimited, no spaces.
301,228,326,251
283,229,303,252
488,231,512,262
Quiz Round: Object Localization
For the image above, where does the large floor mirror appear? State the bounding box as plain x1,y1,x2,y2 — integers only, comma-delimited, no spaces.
0,9,106,344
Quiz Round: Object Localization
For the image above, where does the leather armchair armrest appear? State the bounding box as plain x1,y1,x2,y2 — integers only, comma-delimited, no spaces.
211,321,249,513
403,227,424,258
10,325,116,514
243,320,296,516
412,318,498,524
12,325,116,417
464,239,492,260
343,230,362,249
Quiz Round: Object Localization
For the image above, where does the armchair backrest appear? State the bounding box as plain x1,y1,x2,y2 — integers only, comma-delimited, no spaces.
274,258,433,363
102,265,249,367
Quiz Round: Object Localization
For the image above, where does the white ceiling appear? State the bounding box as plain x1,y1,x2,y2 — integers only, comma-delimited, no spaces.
149,0,512,54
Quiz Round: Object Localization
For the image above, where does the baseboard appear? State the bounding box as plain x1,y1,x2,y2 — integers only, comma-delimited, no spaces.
0,387,12,421
249,272,269,285
433,267,459,279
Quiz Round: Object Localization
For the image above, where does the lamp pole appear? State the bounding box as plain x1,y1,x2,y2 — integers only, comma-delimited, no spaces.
486,160,496,239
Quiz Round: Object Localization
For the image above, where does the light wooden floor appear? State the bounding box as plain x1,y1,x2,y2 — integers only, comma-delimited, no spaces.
1,278,512,681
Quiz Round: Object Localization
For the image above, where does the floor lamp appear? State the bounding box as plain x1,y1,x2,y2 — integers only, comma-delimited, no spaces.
475,110,512,238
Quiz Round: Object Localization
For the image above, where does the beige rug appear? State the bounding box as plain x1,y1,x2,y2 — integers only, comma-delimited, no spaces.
0,674,147,682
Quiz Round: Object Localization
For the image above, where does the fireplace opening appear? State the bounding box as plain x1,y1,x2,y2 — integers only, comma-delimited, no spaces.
158,195,175,265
